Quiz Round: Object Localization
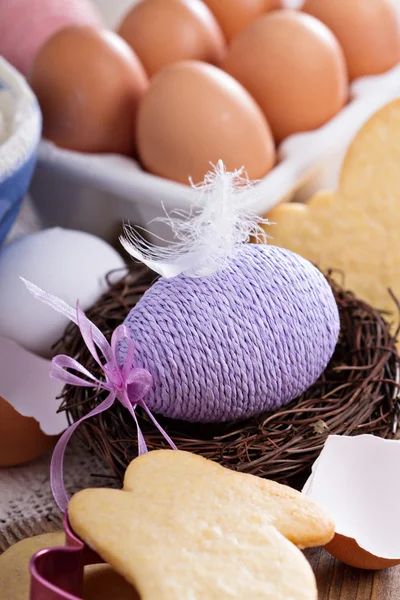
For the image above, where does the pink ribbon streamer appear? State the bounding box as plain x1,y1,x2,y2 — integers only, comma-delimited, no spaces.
22,278,177,513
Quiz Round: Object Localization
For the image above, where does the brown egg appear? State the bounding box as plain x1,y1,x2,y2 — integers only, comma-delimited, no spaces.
0,396,57,467
29,26,148,154
203,0,283,42
223,10,348,142
302,0,400,81
137,60,276,184
117,0,226,78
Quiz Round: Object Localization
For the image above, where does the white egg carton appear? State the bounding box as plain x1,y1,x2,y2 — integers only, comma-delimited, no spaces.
29,62,400,245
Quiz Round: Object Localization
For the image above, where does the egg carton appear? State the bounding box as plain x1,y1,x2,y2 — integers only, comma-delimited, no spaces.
29,62,400,245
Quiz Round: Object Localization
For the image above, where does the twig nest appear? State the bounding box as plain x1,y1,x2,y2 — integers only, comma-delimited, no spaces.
59,266,399,485
122,244,339,422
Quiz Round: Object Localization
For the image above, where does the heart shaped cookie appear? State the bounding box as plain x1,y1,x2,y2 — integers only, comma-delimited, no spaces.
266,99,400,317
69,450,334,600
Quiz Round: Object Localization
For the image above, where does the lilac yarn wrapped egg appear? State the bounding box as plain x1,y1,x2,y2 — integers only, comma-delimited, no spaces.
122,243,339,423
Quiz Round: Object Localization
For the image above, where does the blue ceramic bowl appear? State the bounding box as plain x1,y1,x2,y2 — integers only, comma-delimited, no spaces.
0,58,41,245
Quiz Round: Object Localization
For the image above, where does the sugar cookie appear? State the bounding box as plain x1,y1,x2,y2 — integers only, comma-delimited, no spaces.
69,450,335,600
0,532,64,600
266,99,400,318
83,564,139,599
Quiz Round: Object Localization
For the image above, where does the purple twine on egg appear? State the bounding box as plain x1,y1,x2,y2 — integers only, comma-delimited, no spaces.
122,244,340,423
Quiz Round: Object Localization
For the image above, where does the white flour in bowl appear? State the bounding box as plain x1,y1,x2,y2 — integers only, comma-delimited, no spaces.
0,109,9,146
0,58,41,181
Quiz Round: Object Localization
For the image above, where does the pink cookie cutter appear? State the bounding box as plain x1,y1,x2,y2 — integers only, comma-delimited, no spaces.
29,514,104,600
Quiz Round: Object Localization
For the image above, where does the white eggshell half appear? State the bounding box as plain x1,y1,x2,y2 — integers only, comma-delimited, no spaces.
0,336,67,435
303,435,400,568
0,228,125,357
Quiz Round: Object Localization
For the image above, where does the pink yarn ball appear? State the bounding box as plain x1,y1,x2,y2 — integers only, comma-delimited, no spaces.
0,0,103,75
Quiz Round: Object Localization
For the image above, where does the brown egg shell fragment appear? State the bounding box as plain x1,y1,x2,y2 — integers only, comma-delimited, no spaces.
325,533,400,571
0,396,57,467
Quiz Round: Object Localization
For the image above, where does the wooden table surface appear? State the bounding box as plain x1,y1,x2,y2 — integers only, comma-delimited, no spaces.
306,548,400,599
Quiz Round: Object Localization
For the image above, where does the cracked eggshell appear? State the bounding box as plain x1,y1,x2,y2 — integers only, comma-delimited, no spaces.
302,435,400,570
0,396,57,467
0,336,67,466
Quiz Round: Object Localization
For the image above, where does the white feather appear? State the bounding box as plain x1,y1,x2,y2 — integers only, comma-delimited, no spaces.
120,161,271,278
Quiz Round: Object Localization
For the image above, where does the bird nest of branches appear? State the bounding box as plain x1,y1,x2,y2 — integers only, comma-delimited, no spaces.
56,264,400,490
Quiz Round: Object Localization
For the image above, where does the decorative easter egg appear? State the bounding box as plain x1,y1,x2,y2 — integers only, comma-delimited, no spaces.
123,244,339,423
0,228,125,357
0,0,103,76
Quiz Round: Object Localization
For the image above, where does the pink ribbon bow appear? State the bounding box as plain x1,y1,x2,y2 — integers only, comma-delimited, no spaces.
23,279,177,513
